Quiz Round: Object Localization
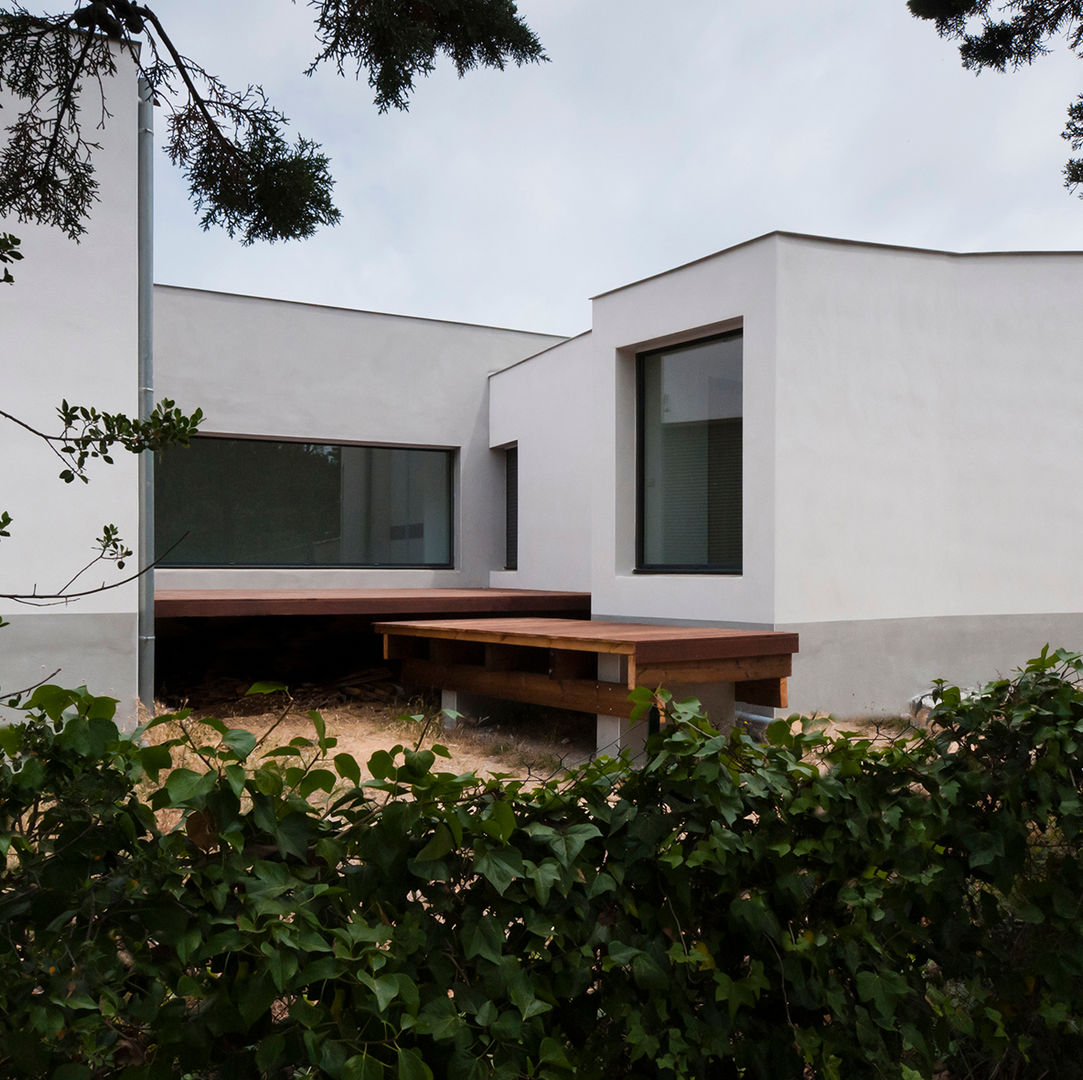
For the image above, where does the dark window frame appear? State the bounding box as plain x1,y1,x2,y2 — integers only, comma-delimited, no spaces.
156,434,456,570
504,444,518,571
635,329,743,575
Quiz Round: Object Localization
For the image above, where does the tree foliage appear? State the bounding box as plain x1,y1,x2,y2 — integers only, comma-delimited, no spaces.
0,1,545,243
907,0,1083,196
308,0,547,113
2,649,1082,1078
0,228,21,280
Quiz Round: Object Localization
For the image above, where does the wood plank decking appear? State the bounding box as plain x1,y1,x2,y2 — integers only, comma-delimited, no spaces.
376,617,799,719
155,588,591,620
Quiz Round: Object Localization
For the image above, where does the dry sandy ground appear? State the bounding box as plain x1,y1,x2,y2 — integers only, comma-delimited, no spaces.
151,680,598,782
150,675,917,785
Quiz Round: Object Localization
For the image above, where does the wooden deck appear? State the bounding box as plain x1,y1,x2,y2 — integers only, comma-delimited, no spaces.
376,617,799,719
155,588,591,620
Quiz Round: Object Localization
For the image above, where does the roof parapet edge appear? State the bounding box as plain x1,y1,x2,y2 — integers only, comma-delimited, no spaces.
487,329,593,378
152,282,569,339
589,230,1083,301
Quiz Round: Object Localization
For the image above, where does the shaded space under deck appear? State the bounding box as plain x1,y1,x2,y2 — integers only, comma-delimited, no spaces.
155,588,591,619
154,589,591,699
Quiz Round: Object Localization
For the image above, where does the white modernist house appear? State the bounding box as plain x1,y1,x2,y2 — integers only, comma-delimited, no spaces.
490,233,1083,715
4,62,1082,721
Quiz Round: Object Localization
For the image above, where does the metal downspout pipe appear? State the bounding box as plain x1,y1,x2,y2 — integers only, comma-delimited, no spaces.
137,77,154,715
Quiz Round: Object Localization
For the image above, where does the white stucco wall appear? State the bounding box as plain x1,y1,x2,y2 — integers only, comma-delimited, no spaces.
0,57,140,709
153,286,563,589
586,235,780,627
772,236,1083,625
488,333,593,592
487,230,1080,715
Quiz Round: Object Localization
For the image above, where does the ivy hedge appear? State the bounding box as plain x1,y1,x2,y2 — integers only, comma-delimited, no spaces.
1,648,1082,1079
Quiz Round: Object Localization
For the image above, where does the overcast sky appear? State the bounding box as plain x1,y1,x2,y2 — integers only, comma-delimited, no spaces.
151,1,1083,334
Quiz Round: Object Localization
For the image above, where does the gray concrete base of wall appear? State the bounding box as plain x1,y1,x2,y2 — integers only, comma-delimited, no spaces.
779,612,1083,719
0,612,139,728
593,609,1083,720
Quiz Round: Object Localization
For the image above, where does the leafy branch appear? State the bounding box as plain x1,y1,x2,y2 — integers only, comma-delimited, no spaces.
307,0,547,113
0,0,545,242
908,0,1083,196
0,230,22,282
0,396,199,601
0,2,340,242
0,529,187,605
0,396,203,486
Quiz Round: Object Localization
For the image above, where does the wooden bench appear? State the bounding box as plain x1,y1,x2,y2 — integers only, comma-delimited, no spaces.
376,617,799,754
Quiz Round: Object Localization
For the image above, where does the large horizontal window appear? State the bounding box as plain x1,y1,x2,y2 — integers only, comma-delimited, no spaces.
637,330,742,573
156,436,454,568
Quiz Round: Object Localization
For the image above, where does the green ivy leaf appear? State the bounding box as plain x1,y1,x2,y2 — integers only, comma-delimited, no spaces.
309,708,327,742
299,769,337,799
549,823,601,867
344,1053,386,1080
221,727,257,761
274,812,315,860
257,1034,288,1075
165,767,214,804
526,858,561,905
51,1065,92,1080
464,917,505,964
539,1037,575,1072
266,948,299,991
368,749,395,780
416,823,455,862
137,743,173,781
334,752,362,786
607,941,642,966
474,847,523,895
480,799,516,843
371,973,399,1012
415,996,460,1040
0,725,23,756
396,1047,433,1080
